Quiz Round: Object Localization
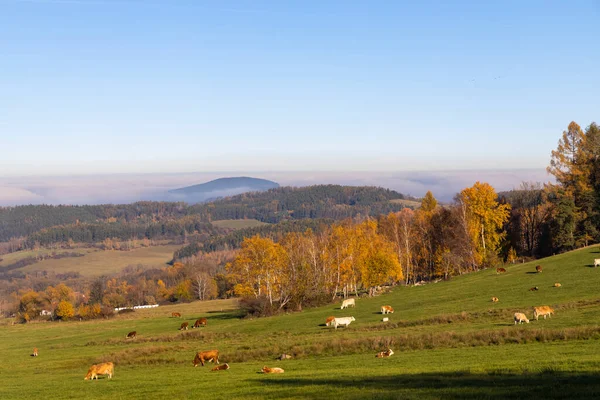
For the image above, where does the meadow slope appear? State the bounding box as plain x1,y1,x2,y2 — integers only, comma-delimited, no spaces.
1,246,600,399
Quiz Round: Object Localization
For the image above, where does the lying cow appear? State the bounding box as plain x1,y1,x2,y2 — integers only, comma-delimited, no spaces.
278,354,292,360
496,267,506,274
340,298,355,309
193,350,220,367
211,363,229,371
514,312,529,324
262,366,284,374
533,306,554,320
375,348,394,358
529,286,539,291
381,305,394,314
171,312,182,318
179,322,189,330
554,283,562,288
126,331,137,339
595,259,600,267
192,318,207,328
325,316,336,326
332,316,355,329
84,362,114,380
491,297,499,303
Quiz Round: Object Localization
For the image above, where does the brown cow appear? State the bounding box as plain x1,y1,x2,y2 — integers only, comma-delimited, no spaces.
192,318,207,328
491,297,499,303
32,347,38,357
261,366,284,374
126,331,137,339
171,312,182,318
536,265,542,273
211,363,230,371
529,286,539,291
533,306,554,320
325,316,336,327
381,305,394,314
496,267,506,274
179,322,189,330
193,350,219,367
84,362,114,380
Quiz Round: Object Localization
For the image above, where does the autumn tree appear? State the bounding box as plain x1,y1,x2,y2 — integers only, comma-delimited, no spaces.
458,182,511,268
55,300,75,320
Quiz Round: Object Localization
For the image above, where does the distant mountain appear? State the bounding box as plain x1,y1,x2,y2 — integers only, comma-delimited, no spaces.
168,177,280,203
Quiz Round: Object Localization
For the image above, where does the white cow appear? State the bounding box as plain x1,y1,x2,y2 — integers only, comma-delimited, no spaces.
340,298,356,309
332,316,355,329
594,259,600,267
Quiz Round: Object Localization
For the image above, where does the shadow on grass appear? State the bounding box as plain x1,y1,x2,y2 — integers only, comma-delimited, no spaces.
585,264,598,268
255,371,600,399
525,271,539,275
204,311,245,320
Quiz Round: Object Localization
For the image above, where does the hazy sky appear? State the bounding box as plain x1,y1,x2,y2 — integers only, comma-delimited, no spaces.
1,0,599,176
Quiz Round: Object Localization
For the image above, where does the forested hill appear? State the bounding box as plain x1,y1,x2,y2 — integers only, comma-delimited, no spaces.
168,176,279,203
188,185,408,223
0,185,411,246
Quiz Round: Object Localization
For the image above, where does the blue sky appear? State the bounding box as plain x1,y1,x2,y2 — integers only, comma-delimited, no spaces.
1,0,598,176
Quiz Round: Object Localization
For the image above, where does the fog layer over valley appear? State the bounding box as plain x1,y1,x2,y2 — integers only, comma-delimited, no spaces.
0,169,551,206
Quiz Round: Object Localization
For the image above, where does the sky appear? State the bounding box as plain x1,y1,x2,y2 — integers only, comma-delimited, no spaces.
0,0,599,177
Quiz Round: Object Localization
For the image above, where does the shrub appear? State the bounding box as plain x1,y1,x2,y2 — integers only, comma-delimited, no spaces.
239,296,279,317
55,300,75,320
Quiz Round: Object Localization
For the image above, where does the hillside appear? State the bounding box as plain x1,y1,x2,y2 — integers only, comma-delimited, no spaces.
2,246,599,399
168,177,280,203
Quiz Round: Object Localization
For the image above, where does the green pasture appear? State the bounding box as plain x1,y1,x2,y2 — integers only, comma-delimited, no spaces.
1,246,600,399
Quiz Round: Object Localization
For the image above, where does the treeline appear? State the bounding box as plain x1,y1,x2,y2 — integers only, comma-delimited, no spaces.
25,216,218,248
187,185,407,223
173,219,333,261
503,121,600,257
0,202,188,242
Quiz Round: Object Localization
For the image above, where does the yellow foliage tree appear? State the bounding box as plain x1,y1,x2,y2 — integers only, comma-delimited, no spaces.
55,300,75,320
459,182,511,267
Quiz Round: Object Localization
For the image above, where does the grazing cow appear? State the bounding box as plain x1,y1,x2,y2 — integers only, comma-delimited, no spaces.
375,348,394,358
491,297,499,303
278,354,292,360
193,350,220,367
496,267,506,274
554,283,562,288
332,316,355,329
533,306,554,320
211,363,230,371
340,298,356,309
179,322,189,330
514,313,529,324
381,305,394,314
84,362,114,380
32,347,38,357
126,331,137,339
536,265,543,273
529,286,539,291
325,316,336,327
171,312,182,318
261,366,284,374
192,318,207,328
595,259,600,267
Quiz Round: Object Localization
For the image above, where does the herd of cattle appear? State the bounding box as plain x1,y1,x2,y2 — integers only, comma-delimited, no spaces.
29,260,582,381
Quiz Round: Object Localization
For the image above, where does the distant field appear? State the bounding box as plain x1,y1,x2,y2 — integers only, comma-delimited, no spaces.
211,219,269,230
1,245,181,276
2,246,600,398
390,198,422,208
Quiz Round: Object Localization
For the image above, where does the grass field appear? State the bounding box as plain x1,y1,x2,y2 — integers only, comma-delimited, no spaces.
390,198,422,209
211,219,270,230
0,245,181,276
1,246,600,399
